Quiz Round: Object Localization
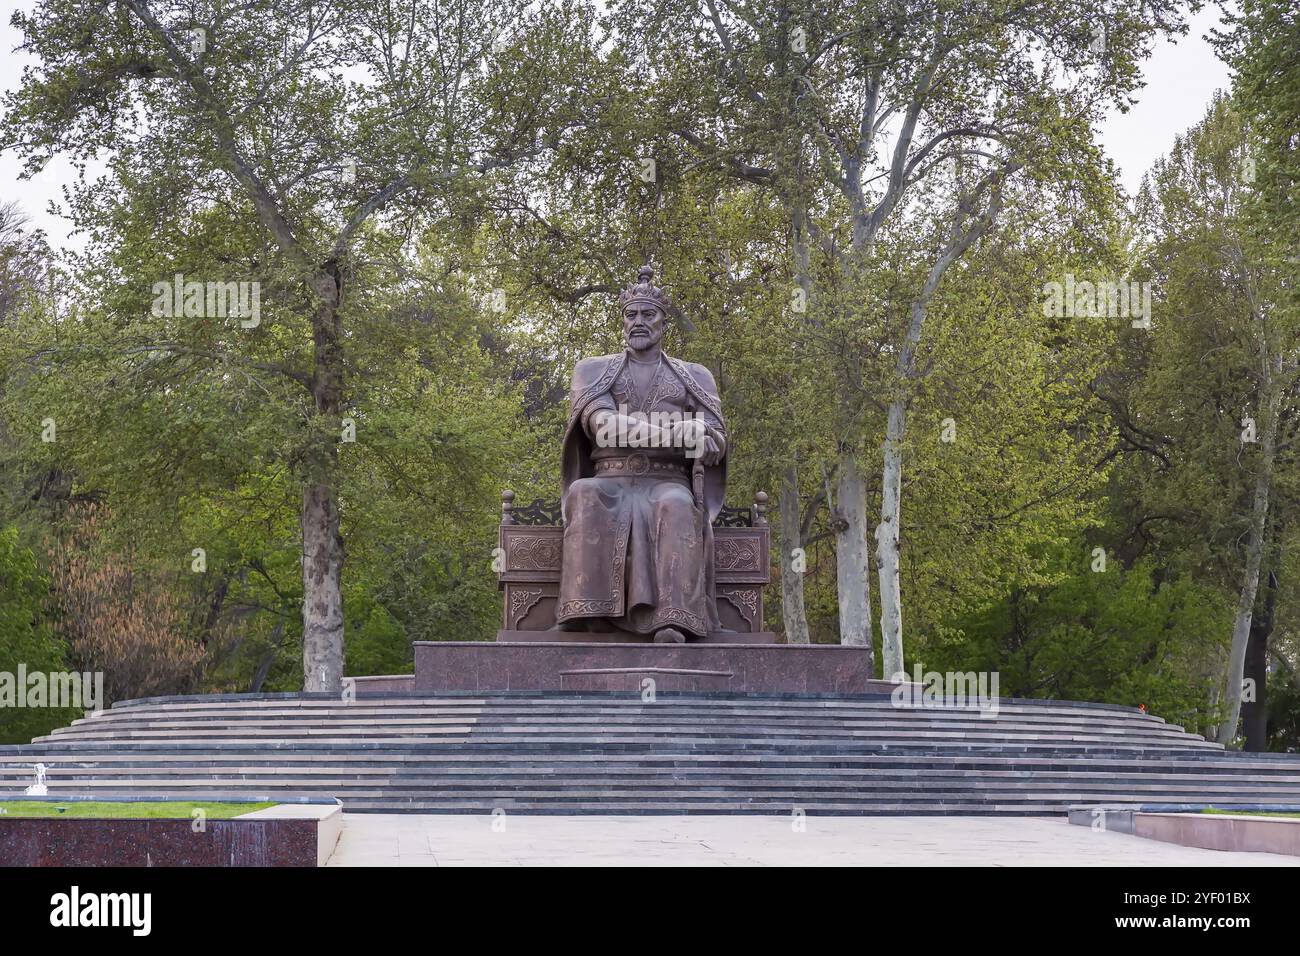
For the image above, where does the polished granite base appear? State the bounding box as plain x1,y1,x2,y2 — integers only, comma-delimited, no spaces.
413,641,879,694
0,801,342,867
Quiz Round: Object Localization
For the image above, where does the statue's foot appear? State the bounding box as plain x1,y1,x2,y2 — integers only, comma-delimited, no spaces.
653,627,686,644
556,618,587,632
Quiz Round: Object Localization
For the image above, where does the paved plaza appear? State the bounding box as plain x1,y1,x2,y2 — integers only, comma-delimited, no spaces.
326,814,1300,866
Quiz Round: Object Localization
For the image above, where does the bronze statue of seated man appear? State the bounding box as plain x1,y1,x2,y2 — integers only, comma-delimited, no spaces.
555,266,728,643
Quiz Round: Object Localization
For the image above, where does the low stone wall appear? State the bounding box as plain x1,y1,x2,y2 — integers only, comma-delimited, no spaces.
1069,804,1300,856
351,674,415,695
0,801,342,867
1135,812,1300,856
1067,805,1136,834
413,641,878,694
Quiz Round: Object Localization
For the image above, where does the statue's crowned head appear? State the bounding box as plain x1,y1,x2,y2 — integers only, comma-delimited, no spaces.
618,265,671,355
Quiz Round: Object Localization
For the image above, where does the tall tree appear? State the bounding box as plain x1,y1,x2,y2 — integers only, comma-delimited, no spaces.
1126,94,1298,745
608,0,1190,674
3,0,592,690
1209,0,1300,743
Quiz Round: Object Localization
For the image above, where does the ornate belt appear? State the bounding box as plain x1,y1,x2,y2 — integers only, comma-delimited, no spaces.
594,454,687,478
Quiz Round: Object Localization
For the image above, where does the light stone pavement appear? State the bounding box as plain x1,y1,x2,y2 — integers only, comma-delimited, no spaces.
325,814,1300,866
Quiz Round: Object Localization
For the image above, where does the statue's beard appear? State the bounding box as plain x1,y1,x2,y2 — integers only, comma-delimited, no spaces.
627,331,656,351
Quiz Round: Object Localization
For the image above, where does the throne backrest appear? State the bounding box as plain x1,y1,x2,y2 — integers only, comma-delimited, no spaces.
499,493,766,529
495,489,771,634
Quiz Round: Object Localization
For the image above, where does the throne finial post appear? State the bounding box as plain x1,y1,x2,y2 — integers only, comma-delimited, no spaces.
501,489,515,525
753,491,768,526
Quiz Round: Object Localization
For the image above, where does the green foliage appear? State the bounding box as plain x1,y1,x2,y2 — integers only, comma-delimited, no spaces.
344,603,411,677
0,0,1296,747
926,553,1232,734
0,527,80,744
1268,676,1300,752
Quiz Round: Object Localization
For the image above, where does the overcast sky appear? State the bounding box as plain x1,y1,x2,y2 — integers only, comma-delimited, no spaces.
1,2,1233,253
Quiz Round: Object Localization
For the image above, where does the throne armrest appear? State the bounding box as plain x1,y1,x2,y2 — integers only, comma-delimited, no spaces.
500,490,564,526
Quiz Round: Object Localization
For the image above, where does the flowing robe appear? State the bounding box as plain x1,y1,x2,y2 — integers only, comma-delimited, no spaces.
556,351,728,638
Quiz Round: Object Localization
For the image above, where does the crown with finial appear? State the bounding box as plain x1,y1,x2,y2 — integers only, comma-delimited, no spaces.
617,264,673,314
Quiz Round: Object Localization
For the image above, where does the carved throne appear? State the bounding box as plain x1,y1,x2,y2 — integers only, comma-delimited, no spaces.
495,490,775,643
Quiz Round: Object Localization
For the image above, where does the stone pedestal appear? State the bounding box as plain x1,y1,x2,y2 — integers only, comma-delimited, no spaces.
413,641,880,695
496,629,778,645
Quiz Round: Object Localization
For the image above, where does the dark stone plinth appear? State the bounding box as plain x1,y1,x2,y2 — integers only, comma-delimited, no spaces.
0,817,319,867
497,629,778,645
558,666,733,691
413,641,876,694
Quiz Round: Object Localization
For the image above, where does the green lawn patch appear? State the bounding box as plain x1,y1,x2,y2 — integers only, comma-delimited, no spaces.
1201,808,1300,819
0,801,277,819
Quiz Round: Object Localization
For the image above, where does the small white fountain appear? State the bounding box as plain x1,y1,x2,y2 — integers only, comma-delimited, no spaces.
24,763,48,796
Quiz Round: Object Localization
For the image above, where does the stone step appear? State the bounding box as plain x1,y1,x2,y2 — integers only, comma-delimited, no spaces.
2,746,1281,765
34,731,1213,751
4,776,1297,798
8,691,1293,815
41,732,1209,753
48,717,1206,738
85,716,1175,736
5,768,1207,785
10,764,1300,785
5,764,1294,780
71,707,1193,732
0,765,1268,781
4,775,1291,797
79,698,1174,719
0,786,1278,815
27,728,1216,749
3,779,1297,802
0,748,1266,766
55,712,1196,738
105,692,1158,717
0,788,1089,814
21,739,1221,758
0,744,1239,763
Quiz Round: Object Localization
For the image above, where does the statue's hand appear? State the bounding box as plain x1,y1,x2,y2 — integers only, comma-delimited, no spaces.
675,419,722,465
697,434,723,467
672,417,705,449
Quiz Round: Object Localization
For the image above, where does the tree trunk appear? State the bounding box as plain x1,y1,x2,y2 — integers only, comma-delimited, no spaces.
250,618,287,693
302,267,346,693
302,480,344,692
835,450,873,659
779,463,811,645
1217,357,1280,745
1244,567,1277,752
865,205,995,682
875,401,905,677
1207,679,1221,742
198,576,229,651
782,195,822,649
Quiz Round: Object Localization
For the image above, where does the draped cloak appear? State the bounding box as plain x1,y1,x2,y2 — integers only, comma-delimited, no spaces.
556,351,728,637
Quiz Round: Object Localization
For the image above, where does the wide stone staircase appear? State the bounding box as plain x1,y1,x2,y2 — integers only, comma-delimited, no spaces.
4,692,1300,814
